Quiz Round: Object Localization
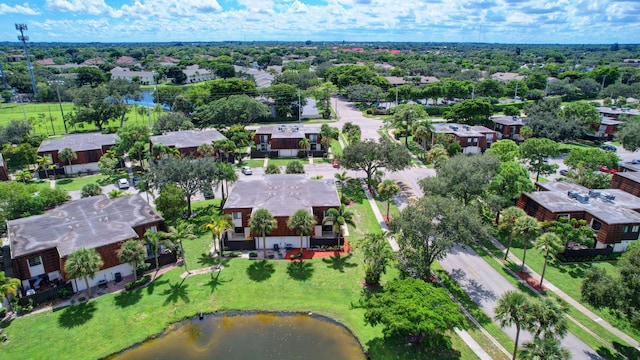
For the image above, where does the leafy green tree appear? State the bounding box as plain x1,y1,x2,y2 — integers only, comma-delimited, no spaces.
97,156,119,176
320,124,339,152
298,137,310,156
389,104,428,147
494,290,531,360
564,147,620,171
69,85,128,130
2,143,37,170
72,66,107,86
363,278,465,346
249,208,277,258
377,179,399,221
560,101,600,132
81,183,103,198
426,144,449,169
58,147,77,174
488,160,535,212
542,217,595,248
617,119,640,152
15,169,32,183
515,215,541,272
154,87,184,110
0,271,21,310
36,155,52,179
486,139,518,162
285,160,305,174
534,233,563,288
420,153,500,206
117,240,147,282
144,230,170,271
261,83,303,119
391,196,487,280
413,123,431,151
444,99,493,125
155,183,187,225
193,95,270,127
152,112,194,134
334,171,352,204
287,209,316,252
502,105,521,117
37,187,70,208
64,248,104,298
340,138,412,188
265,163,280,174
518,138,560,182
322,204,355,248
527,296,568,341
116,124,150,168
499,207,527,260
360,232,393,286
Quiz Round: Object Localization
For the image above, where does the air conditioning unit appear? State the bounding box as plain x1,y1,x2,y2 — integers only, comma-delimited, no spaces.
568,190,579,199
576,194,590,204
604,194,616,202
588,190,601,198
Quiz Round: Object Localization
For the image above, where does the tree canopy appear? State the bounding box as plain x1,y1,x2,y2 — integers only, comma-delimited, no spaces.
340,138,412,187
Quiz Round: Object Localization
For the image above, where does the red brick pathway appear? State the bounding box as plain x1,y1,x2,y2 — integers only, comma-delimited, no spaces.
285,240,352,260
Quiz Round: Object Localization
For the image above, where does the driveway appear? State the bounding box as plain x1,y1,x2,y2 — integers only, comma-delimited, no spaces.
440,245,603,360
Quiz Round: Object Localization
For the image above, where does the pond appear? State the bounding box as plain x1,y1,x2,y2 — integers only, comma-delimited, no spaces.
109,312,366,360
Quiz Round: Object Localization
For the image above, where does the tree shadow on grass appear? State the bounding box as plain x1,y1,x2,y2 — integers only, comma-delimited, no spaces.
366,336,461,360
321,253,357,273
56,179,72,186
247,260,275,282
286,261,314,281
613,341,640,360
205,271,231,294
114,288,143,308
596,346,625,360
146,276,169,295
162,278,190,305
197,254,231,268
56,301,97,329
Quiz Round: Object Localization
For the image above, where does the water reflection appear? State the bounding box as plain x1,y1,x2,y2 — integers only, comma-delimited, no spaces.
110,313,365,360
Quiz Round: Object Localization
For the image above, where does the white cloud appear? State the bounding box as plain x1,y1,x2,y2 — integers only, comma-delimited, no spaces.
46,0,122,17
0,3,39,15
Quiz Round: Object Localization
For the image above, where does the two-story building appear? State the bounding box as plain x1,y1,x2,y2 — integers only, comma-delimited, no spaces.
222,175,340,251
37,133,117,174
489,115,526,142
516,181,640,252
590,117,622,141
150,129,227,158
110,66,156,85
429,123,497,154
612,171,640,198
253,124,324,158
183,65,215,83
8,194,167,294
596,106,640,120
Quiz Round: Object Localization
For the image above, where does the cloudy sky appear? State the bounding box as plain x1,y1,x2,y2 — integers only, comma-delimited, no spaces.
0,0,638,44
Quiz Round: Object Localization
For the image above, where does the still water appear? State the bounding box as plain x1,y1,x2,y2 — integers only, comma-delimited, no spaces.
110,312,366,360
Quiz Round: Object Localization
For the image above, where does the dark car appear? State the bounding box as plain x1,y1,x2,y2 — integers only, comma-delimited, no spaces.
632,159,640,165
600,144,617,152
559,169,569,176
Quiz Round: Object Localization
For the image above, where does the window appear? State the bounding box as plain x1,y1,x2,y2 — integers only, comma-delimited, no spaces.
147,226,157,233
310,144,317,151
28,256,42,267
591,220,602,231
633,225,639,233
623,225,630,233
259,135,269,144
309,135,317,143
495,124,503,131
233,212,242,220
234,227,243,234
509,126,516,134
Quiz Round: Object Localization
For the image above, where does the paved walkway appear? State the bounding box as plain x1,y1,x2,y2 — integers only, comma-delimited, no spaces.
489,236,640,350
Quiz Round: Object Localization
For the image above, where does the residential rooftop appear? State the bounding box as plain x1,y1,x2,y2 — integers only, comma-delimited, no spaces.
38,133,117,153
431,123,494,137
596,106,640,116
490,115,527,126
223,174,340,216
255,124,321,139
8,194,163,258
150,129,227,149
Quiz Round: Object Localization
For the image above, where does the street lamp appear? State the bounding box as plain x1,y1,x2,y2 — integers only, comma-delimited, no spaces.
15,23,37,97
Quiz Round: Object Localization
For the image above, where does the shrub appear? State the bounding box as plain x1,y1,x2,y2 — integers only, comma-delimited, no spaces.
125,275,151,291
0,307,7,318
10,298,33,315
58,287,73,299
249,252,258,258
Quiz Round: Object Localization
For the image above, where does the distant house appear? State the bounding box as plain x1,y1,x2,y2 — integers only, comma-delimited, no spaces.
429,123,497,154
596,106,640,120
81,58,104,66
222,174,340,250
590,117,622,141
37,133,117,174
8,195,168,294
489,115,526,142
253,124,324,157
183,65,214,83
36,58,56,66
612,171,640,198
149,129,227,158
384,76,440,86
110,66,155,85
516,181,640,252
491,72,525,82
115,56,136,65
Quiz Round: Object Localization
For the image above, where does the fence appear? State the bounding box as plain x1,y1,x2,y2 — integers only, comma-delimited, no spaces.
19,282,73,307
143,252,177,270
561,246,613,259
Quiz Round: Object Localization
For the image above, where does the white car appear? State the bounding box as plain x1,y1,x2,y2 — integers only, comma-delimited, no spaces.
117,178,130,189
241,166,253,175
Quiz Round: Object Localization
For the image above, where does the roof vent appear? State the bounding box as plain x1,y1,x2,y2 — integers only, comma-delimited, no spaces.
449,125,459,131
576,194,589,204
568,190,579,199
603,194,616,202
463,125,470,131
512,116,519,121
611,106,617,110
588,190,601,198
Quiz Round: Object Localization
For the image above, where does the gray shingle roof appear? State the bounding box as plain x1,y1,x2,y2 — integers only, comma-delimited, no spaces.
38,133,117,153
150,129,227,149
8,194,163,258
223,174,340,217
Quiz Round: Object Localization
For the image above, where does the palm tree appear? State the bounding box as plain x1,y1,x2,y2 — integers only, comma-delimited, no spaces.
413,124,430,151
334,171,352,204
36,155,51,179
320,124,339,152
144,230,169,271
361,232,393,286
299,137,311,157
377,179,400,221
0,271,21,311
218,162,238,205
499,206,527,260
15,169,33,183
515,215,541,272
494,290,531,360
520,336,570,360
528,296,568,341
249,208,277,258
167,222,196,273
58,147,77,175
287,209,316,252
322,204,355,248
117,240,147,282
534,232,563,289
64,248,104,298
426,144,449,169
203,215,234,262
197,143,216,158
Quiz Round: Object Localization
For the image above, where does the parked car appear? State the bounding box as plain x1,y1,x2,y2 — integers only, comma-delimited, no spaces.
203,188,215,199
117,178,130,189
600,144,617,152
559,169,569,176
597,165,618,173
632,159,640,165
241,166,253,175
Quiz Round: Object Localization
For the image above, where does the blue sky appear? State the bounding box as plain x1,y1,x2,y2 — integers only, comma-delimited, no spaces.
0,0,638,44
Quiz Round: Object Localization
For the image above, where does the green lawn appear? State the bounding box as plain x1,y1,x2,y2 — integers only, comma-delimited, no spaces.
331,139,343,155
236,159,264,168
266,158,309,167
53,173,128,192
0,181,481,360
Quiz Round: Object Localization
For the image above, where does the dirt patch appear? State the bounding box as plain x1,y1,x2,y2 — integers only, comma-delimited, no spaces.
285,240,352,261
516,271,546,292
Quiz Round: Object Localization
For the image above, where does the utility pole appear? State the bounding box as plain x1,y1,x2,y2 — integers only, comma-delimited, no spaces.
395,85,398,106
514,83,519,101
53,80,68,133
15,24,37,97
48,106,55,135
0,62,7,90
600,75,607,93
471,86,475,99
298,88,301,123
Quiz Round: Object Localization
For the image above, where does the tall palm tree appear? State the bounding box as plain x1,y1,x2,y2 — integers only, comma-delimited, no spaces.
520,336,570,360
377,179,400,221
298,137,311,157
322,204,355,248
494,290,531,360
413,124,430,151
334,171,352,204
361,232,393,286
64,248,104,298
117,240,147,282
320,124,339,152
58,147,77,175
203,215,233,262
197,143,216,158
167,222,196,273
249,208,277,258
218,162,238,205
499,206,527,260
0,271,21,310
426,144,449,169
287,209,316,252
144,230,169,271
36,155,51,179
534,232,563,288
515,215,541,273
528,296,568,341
